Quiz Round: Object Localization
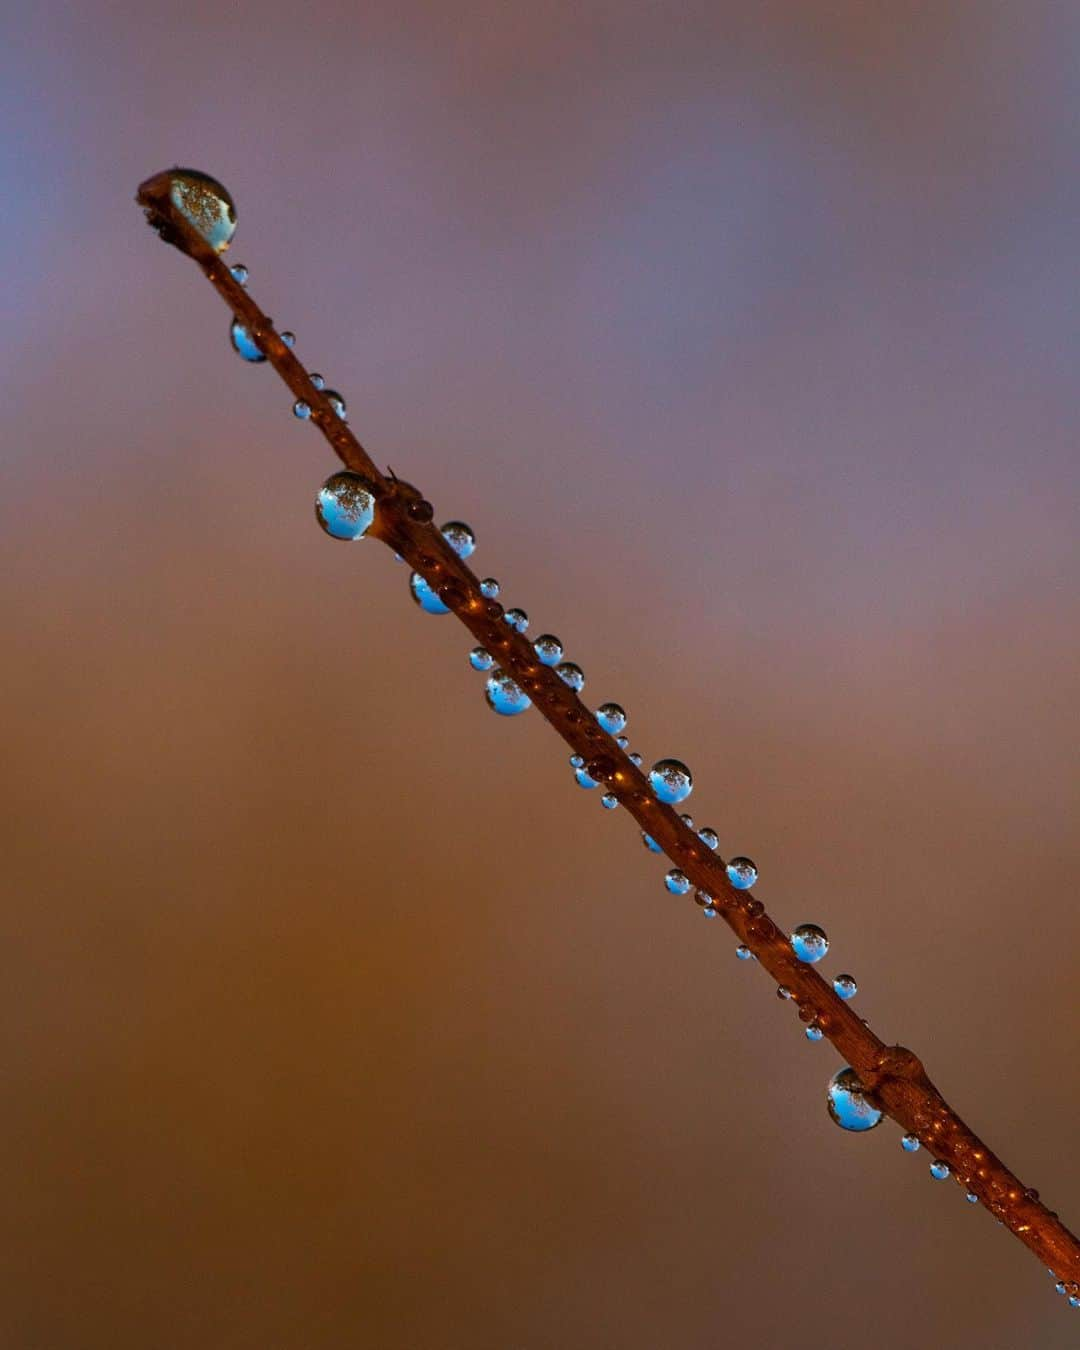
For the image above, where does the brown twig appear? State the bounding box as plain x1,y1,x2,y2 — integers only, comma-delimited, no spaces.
135,168,1080,1292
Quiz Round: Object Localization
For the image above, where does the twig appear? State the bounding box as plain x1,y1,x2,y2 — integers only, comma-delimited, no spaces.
135,167,1080,1294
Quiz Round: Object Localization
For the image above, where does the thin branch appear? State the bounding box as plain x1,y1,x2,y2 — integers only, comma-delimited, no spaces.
135,168,1080,1292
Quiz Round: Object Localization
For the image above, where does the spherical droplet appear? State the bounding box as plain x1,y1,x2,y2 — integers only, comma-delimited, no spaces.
615,734,629,750
791,923,829,964
826,1068,883,1132
569,754,584,768
310,373,325,390
557,662,585,691
167,168,237,252
805,1025,824,1042
629,752,643,767
833,973,858,1001
532,634,562,666
696,827,718,851
315,471,376,540
504,608,529,633
324,388,347,420
595,702,627,735
293,400,311,419
575,767,599,789
410,573,450,615
726,857,758,890
641,832,662,853
777,985,793,1000
965,1192,979,1204
469,647,494,672
280,330,296,349
648,758,693,805
664,869,691,896
735,944,753,960
485,670,531,716
601,793,618,810
901,1134,921,1153
229,263,249,284
441,521,476,559
930,1160,951,1181
229,318,265,363
479,578,500,599
679,813,695,830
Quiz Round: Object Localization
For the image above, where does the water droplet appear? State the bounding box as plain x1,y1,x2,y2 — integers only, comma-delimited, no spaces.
726,857,758,890
533,634,563,666
615,734,629,749
167,168,237,252
901,1134,921,1153
569,754,584,768
679,813,695,830
965,1192,979,1204
280,330,296,349
697,827,719,851
315,471,376,540
805,1025,824,1041
293,400,311,419
441,521,476,559
702,904,718,918
601,793,618,810
410,573,450,615
641,832,662,853
575,767,599,789
930,1160,950,1181
833,974,858,1000
791,923,829,964
504,608,529,633
469,647,494,671
595,703,627,735
1069,1295,1080,1308
1055,1282,1067,1295
310,373,325,391
735,944,753,960
229,263,249,284
479,578,500,599
664,869,691,895
557,662,585,691
629,752,643,767
777,985,793,1000
826,1068,883,1132
648,759,693,804
324,388,347,419
229,318,266,363
485,670,531,716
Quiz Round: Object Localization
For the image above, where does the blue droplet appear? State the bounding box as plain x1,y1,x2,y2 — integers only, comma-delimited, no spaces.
648,758,693,804
679,813,695,830
280,331,296,349
601,793,618,810
230,318,265,362
833,973,858,1000
533,634,563,666
965,1192,979,1204
664,869,691,895
1070,1295,1080,1309
595,703,627,735
629,752,643,767
615,734,629,749
641,832,662,853
469,647,494,671
698,827,719,851
556,662,585,691
504,608,528,633
315,471,376,540
826,1068,883,1132
791,923,829,964
229,263,249,284
410,573,450,615
485,670,531,716
569,754,584,768
735,944,753,960
323,388,346,419
575,767,599,789
293,400,311,419
167,168,237,252
480,577,500,599
901,1134,921,1153
805,1025,824,1041
441,521,476,559
702,905,718,918
310,373,325,390
725,857,757,890
930,1160,950,1181
1054,1282,1066,1295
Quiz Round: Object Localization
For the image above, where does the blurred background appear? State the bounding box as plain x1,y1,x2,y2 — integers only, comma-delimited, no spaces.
1,1,1078,1345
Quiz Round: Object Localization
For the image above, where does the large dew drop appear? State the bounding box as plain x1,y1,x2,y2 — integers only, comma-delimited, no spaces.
664,869,691,895
441,521,476,559
826,1068,883,1132
791,923,829,964
595,703,627,735
167,168,237,252
648,759,693,804
533,635,563,666
410,573,450,615
833,974,858,1001
485,670,531,716
229,319,266,363
725,856,758,890
315,472,376,540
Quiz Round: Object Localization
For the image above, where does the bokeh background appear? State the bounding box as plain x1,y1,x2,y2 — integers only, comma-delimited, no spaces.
1,2,1078,1346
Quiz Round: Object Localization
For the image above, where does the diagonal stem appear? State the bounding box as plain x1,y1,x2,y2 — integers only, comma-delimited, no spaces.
135,169,1080,1289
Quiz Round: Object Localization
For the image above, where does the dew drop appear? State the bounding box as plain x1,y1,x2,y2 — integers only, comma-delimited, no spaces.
410,573,450,615
480,578,500,599
641,832,662,853
229,263,249,284
697,827,719,851
826,1068,883,1132
556,662,585,691
806,1025,824,1042
595,703,627,735
229,318,266,363
310,373,325,390
648,759,693,805
323,388,347,420
315,471,376,540
441,521,476,559
735,944,753,961
901,1134,921,1153
575,767,599,789
469,647,494,672
664,869,691,896
1069,1295,1080,1308
167,168,237,252
965,1192,979,1204
833,974,857,1000
616,734,629,749
601,793,618,810
629,752,643,767
280,330,296,349
930,1161,950,1181
679,813,695,830
293,400,311,420
777,985,793,1000
504,608,529,633
725,857,758,890
569,754,584,768
485,670,531,716
1055,1282,1067,1295
791,923,829,964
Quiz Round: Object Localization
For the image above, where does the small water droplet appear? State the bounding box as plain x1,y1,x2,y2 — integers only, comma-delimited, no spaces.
323,388,346,419
615,734,629,750
410,573,450,615
725,857,758,890
826,1068,883,1132
556,662,585,691
229,263,249,284
569,754,584,768
293,400,311,419
528,634,562,666
574,766,599,789
628,751,643,767
965,1192,979,1204
664,869,691,895
1069,1294,1080,1308
504,608,528,633
735,944,753,960
901,1134,921,1153
930,1160,950,1181
229,318,266,362
601,793,618,810
479,578,500,599
696,827,718,850
641,832,662,853
1054,1282,1067,1295
469,647,494,671
833,973,858,1000
679,813,695,830
485,670,531,716
315,471,376,540
279,331,296,349
777,985,793,1000
167,168,237,251
805,1025,824,1041
310,373,325,390
648,759,693,804
595,703,627,735
441,521,476,559
791,923,829,964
